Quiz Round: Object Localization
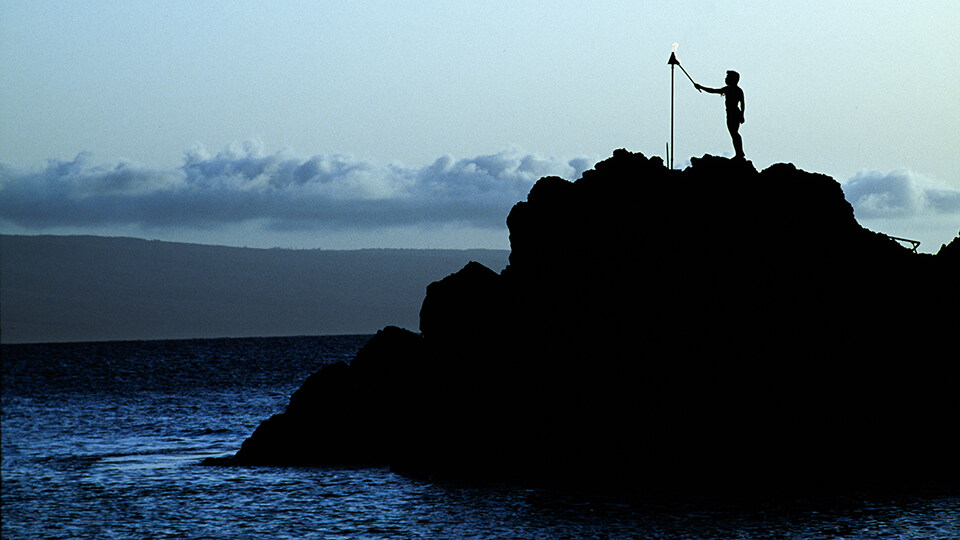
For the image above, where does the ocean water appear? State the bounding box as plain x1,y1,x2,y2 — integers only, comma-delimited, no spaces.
3,335,958,539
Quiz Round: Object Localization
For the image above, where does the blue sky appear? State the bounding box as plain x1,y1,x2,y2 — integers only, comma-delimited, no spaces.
2,1,958,251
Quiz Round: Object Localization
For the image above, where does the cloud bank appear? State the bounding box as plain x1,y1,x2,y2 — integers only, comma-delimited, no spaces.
842,169,960,219
3,147,957,250
0,143,596,232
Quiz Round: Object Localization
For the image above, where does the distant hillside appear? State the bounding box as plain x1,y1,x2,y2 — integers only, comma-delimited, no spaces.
0,235,508,343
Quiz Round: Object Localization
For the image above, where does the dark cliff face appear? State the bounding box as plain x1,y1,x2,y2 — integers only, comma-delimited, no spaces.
501,150,930,369
216,150,959,494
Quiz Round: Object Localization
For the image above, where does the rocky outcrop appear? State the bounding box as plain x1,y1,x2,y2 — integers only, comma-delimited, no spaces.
208,150,959,495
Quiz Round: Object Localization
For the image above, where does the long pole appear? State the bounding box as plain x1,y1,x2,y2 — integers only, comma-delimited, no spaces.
678,63,698,89
670,63,674,169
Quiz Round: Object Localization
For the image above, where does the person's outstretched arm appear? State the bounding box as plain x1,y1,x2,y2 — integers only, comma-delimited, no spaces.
695,83,722,94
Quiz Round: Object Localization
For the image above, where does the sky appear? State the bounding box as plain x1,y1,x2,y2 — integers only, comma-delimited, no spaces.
2,0,958,252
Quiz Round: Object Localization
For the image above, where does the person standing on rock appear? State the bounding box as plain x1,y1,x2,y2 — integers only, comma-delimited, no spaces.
696,71,745,159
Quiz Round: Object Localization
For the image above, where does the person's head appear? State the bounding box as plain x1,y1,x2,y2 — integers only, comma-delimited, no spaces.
725,70,740,85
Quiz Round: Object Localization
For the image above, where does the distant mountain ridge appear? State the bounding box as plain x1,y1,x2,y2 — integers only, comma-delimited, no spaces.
0,235,508,343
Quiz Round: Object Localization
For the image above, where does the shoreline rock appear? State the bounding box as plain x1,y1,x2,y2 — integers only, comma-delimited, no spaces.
206,150,959,496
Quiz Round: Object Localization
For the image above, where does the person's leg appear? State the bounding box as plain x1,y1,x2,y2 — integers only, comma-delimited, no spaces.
727,117,744,158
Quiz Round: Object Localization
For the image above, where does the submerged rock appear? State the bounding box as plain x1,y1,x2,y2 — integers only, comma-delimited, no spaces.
210,150,959,495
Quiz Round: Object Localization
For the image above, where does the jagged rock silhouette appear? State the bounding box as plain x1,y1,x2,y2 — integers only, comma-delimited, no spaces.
208,150,959,495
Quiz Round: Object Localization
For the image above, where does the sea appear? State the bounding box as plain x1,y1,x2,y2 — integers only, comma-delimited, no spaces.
3,335,958,539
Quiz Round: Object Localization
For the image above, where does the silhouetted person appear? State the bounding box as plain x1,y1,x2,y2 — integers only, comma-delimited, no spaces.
696,71,745,159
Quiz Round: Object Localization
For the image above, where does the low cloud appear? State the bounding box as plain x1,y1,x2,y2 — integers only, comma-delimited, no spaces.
0,143,596,232
842,169,960,219
8,150,954,241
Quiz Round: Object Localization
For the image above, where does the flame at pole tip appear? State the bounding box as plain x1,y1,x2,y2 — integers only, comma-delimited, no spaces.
667,42,680,65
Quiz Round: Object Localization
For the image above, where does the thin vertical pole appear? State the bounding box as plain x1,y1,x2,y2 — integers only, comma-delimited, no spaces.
670,64,675,169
